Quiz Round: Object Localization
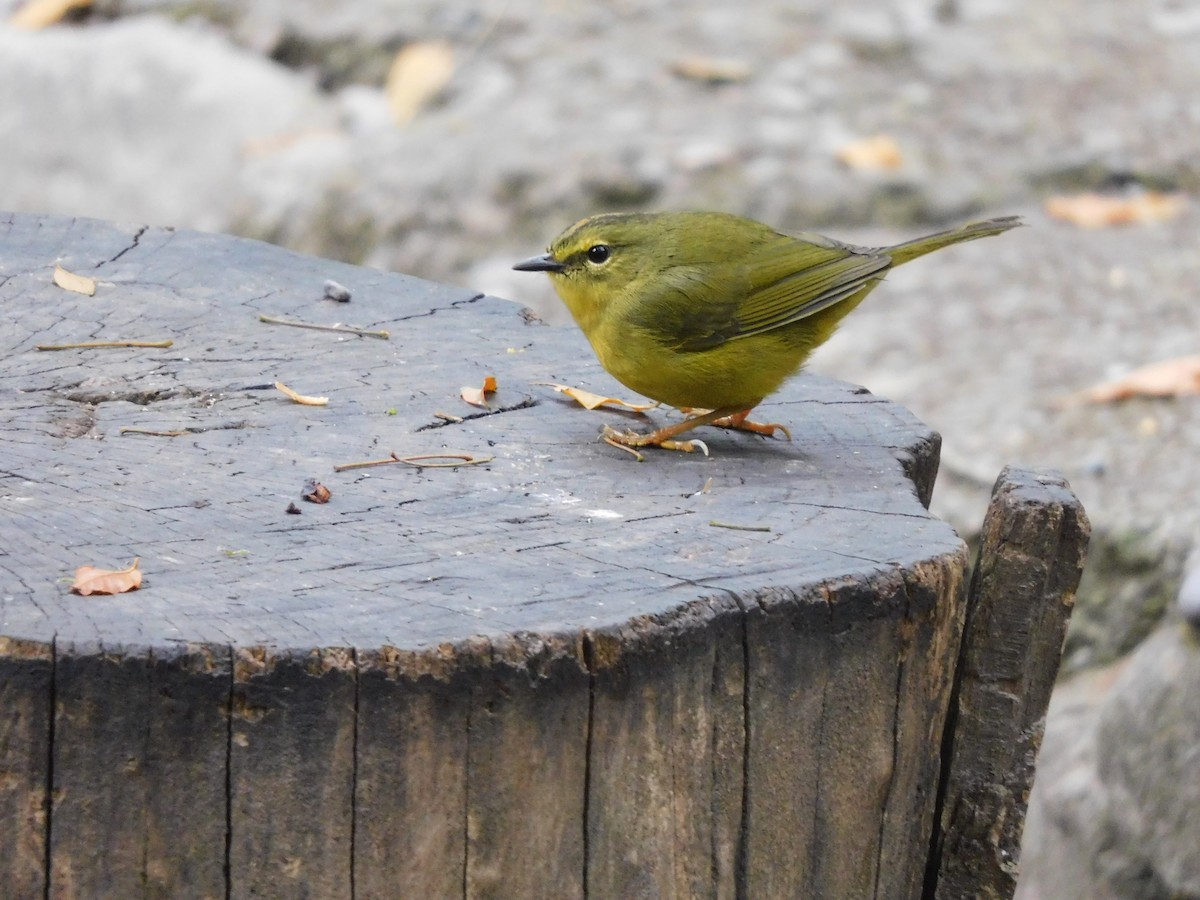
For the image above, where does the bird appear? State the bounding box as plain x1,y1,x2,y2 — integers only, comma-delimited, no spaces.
514,210,1021,458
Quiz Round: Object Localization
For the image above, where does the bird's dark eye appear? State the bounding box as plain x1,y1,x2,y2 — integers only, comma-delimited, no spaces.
586,244,611,264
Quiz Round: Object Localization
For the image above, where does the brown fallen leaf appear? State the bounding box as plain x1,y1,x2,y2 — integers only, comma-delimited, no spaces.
670,56,752,85
386,40,456,125
71,558,142,596
1068,355,1200,404
835,134,904,172
53,264,97,296
461,375,498,408
1045,191,1186,228
302,479,331,503
275,381,329,406
9,0,92,29
534,382,658,411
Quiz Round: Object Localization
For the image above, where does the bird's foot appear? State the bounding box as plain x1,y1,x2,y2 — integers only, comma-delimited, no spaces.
601,425,709,462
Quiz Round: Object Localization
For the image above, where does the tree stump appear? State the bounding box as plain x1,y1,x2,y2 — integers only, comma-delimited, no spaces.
0,212,1084,898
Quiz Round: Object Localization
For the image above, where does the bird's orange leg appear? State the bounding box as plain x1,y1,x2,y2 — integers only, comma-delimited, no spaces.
712,409,793,441
679,408,793,441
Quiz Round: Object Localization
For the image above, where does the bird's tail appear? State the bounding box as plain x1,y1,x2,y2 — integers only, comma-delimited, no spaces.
884,216,1023,267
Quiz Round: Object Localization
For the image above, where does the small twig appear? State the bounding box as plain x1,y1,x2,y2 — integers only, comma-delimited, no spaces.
708,520,772,532
334,451,493,472
120,427,190,437
334,456,405,472
395,453,495,469
37,340,173,351
258,314,390,339
434,411,465,423
602,436,646,461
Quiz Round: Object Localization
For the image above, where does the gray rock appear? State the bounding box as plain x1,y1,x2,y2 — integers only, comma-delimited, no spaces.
0,16,337,232
1019,625,1200,899
1179,556,1200,628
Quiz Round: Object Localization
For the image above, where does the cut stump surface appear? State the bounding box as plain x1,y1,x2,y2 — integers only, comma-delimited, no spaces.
1,212,973,898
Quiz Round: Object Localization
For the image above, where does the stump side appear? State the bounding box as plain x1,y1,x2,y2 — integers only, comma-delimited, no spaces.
0,637,52,898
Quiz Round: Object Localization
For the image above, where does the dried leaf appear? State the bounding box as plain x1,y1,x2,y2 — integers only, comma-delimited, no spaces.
835,134,904,171
1045,191,1186,228
461,375,498,408
302,479,331,503
9,0,92,29
71,558,141,596
1073,356,1200,403
275,381,329,406
386,40,456,125
535,382,658,411
670,56,752,84
53,264,97,296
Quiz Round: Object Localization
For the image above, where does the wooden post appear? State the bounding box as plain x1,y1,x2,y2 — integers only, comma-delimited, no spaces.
0,212,1086,897
927,466,1090,899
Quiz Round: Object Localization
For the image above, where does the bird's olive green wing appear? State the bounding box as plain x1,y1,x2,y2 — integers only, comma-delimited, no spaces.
725,233,891,340
641,232,892,352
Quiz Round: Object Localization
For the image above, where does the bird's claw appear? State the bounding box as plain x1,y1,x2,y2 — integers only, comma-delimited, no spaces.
713,414,792,441
601,425,709,460
660,438,709,456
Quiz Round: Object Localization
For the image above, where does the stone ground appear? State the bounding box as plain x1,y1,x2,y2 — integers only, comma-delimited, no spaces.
2,0,1199,895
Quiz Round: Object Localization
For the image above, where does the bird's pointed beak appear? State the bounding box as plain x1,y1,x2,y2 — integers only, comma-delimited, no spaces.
513,253,565,273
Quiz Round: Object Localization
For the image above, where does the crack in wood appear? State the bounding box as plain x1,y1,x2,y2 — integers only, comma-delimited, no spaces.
393,293,485,324
223,646,233,900
735,594,751,900
42,635,56,900
102,226,148,265
874,577,912,899
581,633,596,899
415,396,538,431
349,647,359,900
64,386,200,406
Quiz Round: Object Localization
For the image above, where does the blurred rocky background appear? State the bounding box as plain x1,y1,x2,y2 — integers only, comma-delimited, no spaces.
2,0,1198,895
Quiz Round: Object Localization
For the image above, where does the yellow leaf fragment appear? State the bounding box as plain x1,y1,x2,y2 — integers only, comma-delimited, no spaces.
835,134,904,171
275,381,330,406
1045,191,1186,228
71,557,141,596
534,382,658,411
1074,355,1200,403
53,264,97,296
460,375,498,408
386,40,456,125
9,0,92,29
